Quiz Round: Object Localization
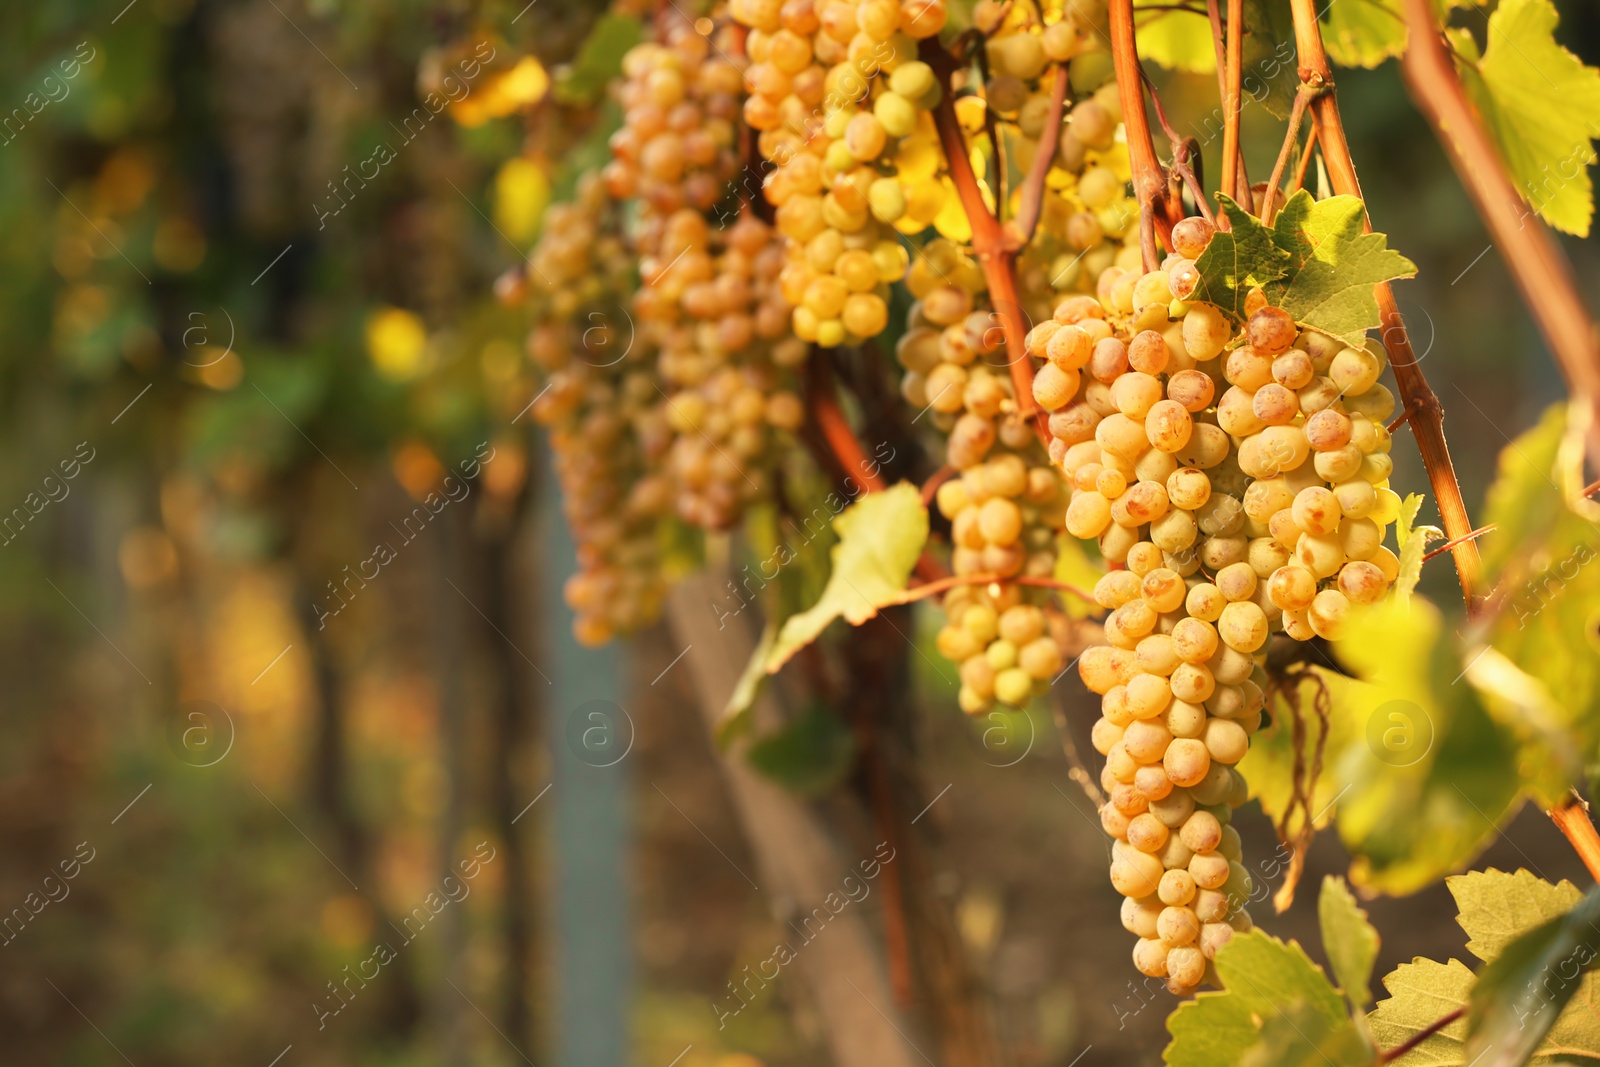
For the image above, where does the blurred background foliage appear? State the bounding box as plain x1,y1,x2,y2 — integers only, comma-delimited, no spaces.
0,1,1597,1065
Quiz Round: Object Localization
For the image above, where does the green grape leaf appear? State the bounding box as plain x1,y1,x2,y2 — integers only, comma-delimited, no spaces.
1265,190,1419,348
1477,403,1567,585
553,14,644,106
1331,597,1523,894
1165,930,1349,1067
1368,957,1476,1064
1463,886,1600,1066
1394,521,1443,606
744,702,856,795
1190,194,1293,323
1450,868,1585,963
1395,492,1426,550
1454,0,1600,237
1135,1,1217,74
1320,875,1381,1009
766,483,928,672
715,620,778,750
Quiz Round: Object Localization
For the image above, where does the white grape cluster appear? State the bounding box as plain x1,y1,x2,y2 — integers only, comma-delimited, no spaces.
522,177,673,646
607,18,815,530
890,241,1068,712
1028,217,1406,992
735,0,936,349
643,205,809,530
602,26,743,214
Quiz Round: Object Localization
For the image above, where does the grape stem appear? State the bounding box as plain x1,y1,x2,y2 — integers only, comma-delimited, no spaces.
1286,0,1484,611
920,38,1053,445
1261,84,1318,227
1421,524,1495,563
1398,0,1600,474
1013,64,1071,245
889,571,1099,607
920,465,957,507
1376,1007,1466,1063
1290,122,1318,196
1108,0,1172,271
1550,796,1600,883
1139,68,1214,225
1049,689,1109,808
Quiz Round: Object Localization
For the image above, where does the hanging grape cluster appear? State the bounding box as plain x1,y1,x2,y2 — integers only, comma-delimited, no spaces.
521,176,674,647
1033,216,1404,992
510,0,1429,1000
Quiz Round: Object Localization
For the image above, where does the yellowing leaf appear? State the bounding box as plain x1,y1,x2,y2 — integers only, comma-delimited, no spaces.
1331,597,1524,895
1321,0,1409,69
1471,403,1600,797
1135,2,1216,73
765,483,928,672
1369,871,1600,1065
1456,0,1600,236
1465,887,1600,1065
365,307,430,381
1449,868,1583,962
493,158,550,243
1368,957,1477,1063
933,177,972,242
715,620,777,750
499,56,549,106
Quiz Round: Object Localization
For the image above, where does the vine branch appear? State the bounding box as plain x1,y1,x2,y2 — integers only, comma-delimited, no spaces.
1141,68,1214,224
1549,797,1600,883
1286,0,1484,610
805,347,887,494
1109,0,1172,269
1398,0,1600,473
921,37,1052,445
1222,0,1245,207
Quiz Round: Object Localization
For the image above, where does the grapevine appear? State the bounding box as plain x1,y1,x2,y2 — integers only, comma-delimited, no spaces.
10,0,1600,1064
504,0,1600,1055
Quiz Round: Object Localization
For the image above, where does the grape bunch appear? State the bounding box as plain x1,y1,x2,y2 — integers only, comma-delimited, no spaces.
602,27,743,214
733,0,945,347
1026,217,1406,991
648,209,810,529
1080,548,1262,994
520,177,674,646
890,241,1069,712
